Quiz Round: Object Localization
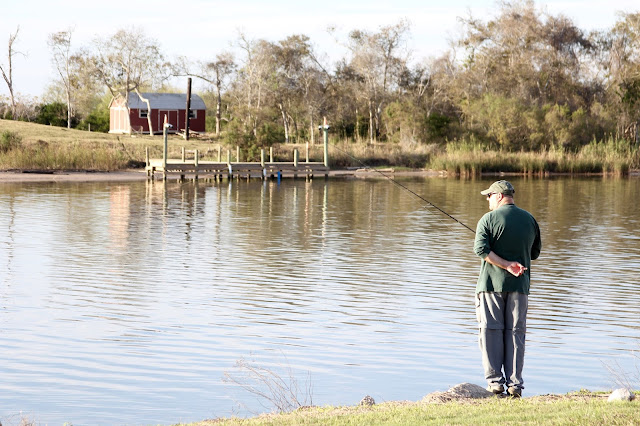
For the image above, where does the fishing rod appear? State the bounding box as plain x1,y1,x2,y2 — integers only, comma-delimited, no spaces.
329,144,476,234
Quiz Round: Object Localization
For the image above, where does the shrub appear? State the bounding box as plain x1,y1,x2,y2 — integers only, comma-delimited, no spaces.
35,102,78,127
77,107,110,133
0,131,22,153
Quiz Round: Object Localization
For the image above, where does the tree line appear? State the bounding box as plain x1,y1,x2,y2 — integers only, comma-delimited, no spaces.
1,0,640,153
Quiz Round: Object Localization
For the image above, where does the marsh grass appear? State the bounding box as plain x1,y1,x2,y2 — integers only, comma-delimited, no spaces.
328,140,437,169
429,137,639,176
186,391,640,426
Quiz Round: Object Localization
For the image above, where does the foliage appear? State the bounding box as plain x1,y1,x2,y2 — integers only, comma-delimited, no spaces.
5,7,640,169
35,102,79,127
0,130,22,153
76,108,109,133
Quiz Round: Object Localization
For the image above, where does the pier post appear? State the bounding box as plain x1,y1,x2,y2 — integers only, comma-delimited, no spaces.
293,148,299,179
270,146,273,163
163,115,169,180
194,149,199,180
319,117,330,168
236,145,240,162
306,141,309,163
181,147,185,162
217,145,221,162
145,147,150,177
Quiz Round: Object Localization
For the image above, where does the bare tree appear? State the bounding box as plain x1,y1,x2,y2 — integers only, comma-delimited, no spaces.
0,27,23,120
48,28,76,128
235,33,273,139
91,27,167,134
342,19,411,143
173,52,236,135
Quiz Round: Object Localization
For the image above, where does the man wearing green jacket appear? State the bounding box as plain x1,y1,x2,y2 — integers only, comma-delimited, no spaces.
474,180,541,397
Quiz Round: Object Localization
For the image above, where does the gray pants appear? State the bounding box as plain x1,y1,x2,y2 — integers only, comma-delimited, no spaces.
475,292,528,389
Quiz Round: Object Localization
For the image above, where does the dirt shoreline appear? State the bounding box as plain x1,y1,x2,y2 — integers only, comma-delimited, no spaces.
0,168,638,182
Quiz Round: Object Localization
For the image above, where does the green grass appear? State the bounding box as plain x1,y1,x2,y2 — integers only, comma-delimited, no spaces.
182,392,639,425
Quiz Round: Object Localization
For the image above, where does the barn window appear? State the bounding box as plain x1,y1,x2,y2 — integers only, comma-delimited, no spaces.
188,109,197,119
139,109,148,118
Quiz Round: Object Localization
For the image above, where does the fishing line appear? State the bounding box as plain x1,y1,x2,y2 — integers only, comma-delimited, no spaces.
329,144,476,234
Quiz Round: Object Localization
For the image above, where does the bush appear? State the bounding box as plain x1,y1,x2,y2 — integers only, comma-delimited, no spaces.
0,131,22,153
35,102,77,127
77,107,110,133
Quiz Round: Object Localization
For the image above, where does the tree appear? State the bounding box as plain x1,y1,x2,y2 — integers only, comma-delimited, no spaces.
48,28,76,128
341,19,411,143
0,27,23,120
597,12,640,142
232,33,276,142
453,0,597,149
91,27,167,134
35,102,75,127
173,52,236,135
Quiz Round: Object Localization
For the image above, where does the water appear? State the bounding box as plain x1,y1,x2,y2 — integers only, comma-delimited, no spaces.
0,176,639,425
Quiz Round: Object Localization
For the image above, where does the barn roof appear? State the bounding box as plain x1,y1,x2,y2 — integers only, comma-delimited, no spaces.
128,92,206,110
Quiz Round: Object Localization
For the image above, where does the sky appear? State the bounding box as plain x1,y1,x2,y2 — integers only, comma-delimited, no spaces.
1,0,638,99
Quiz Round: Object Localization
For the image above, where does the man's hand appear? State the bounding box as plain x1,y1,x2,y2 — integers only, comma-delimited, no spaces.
484,251,527,277
506,262,527,277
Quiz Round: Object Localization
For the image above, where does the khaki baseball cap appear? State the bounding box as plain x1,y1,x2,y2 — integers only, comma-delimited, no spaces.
480,180,515,196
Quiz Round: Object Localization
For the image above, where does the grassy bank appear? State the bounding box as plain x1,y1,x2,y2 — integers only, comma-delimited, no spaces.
0,119,219,171
1,120,639,174
184,392,639,425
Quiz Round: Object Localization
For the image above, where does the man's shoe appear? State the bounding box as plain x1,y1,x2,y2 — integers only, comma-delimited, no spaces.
507,387,522,398
487,384,504,394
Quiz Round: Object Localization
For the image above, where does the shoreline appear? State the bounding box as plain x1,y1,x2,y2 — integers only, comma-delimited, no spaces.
0,168,638,182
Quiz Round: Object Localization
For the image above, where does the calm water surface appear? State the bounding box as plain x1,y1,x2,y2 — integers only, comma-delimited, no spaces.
0,176,639,425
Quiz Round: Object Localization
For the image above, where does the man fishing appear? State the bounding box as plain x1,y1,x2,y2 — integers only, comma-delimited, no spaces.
473,180,541,398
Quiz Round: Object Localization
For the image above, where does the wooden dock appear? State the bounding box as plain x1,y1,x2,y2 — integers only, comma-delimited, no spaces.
146,157,329,180
147,116,331,180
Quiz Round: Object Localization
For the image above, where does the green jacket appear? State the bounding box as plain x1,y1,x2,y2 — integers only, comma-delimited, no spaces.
474,204,541,294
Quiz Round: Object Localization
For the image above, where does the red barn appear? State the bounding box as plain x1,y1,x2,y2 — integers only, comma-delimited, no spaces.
109,92,207,134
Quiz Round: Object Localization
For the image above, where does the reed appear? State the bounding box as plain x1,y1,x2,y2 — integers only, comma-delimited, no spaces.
327,139,438,169
0,137,144,170
428,137,639,175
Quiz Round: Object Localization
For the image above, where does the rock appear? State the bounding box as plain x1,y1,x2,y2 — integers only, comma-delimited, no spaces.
359,395,375,406
423,383,494,403
608,388,635,402
448,383,494,399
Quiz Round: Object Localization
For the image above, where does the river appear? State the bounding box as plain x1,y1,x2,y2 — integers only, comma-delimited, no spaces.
0,176,639,424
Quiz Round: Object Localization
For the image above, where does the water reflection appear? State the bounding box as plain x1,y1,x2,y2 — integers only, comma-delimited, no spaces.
0,177,639,425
